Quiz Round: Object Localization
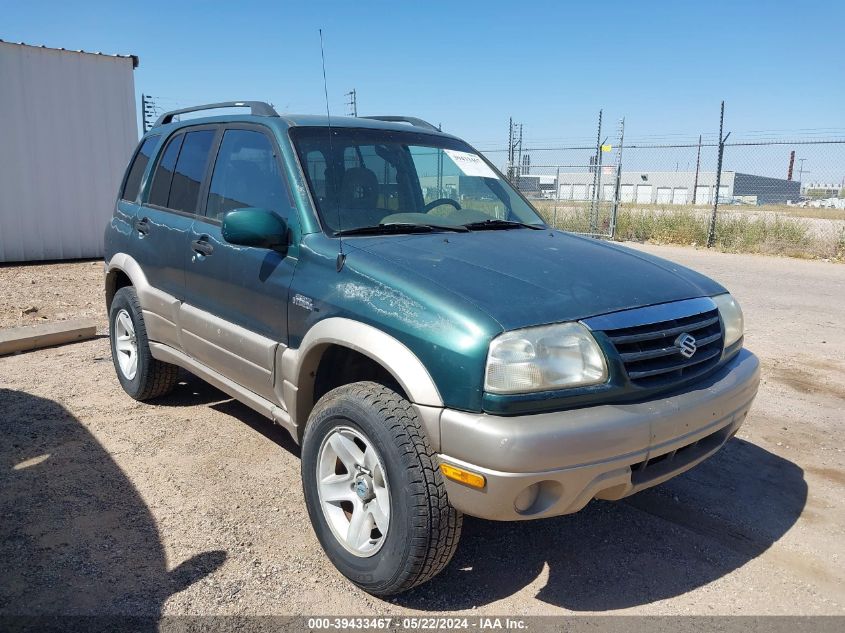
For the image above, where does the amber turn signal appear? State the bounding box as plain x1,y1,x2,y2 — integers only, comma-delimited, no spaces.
440,463,486,489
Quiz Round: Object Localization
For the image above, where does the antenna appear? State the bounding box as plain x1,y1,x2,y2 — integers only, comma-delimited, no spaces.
319,29,346,271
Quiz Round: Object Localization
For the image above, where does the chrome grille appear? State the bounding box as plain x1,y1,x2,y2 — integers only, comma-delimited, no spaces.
603,307,724,389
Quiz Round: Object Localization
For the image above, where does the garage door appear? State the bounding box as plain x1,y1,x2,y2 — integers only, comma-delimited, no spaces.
621,184,634,202
572,184,587,200
672,188,688,204
603,184,614,201
559,184,572,200
656,187,672,203
636,184,652,204
695,186,711,204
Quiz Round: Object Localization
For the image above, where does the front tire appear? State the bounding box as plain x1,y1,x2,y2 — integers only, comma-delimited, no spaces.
109,286,179,400
301,381,462,595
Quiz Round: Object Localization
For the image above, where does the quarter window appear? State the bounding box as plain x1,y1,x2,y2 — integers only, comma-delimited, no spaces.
206,129,290,220
167,130,215,213
121,136,159,202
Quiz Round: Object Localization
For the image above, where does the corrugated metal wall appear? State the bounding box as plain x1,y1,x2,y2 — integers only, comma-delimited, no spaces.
0,42,137,262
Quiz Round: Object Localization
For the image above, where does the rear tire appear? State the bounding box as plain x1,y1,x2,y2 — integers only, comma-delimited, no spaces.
301,381,462,595
109,286,179,400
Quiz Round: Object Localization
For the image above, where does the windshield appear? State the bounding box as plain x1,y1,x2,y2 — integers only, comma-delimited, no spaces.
290,127,545,234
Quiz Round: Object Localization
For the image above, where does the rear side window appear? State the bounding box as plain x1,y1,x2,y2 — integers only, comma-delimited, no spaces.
206,129,290,220
148,134,184,207
121,136,159,202
168,130,215,213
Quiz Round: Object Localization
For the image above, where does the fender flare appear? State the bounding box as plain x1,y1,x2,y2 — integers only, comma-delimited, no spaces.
105,253,181,333
105,253,150,300
280,317,443,431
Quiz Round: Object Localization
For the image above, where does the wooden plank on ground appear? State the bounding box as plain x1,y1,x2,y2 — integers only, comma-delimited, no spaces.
0,319,99,356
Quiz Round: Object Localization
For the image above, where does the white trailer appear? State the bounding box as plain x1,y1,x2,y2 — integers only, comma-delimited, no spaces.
0,40,138,262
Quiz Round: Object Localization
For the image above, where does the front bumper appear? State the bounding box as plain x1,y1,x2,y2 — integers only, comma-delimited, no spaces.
438,349,760,521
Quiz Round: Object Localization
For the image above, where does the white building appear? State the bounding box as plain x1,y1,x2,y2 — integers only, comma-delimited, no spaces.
0,40,139,262
546,170,801,206
802,181,843,198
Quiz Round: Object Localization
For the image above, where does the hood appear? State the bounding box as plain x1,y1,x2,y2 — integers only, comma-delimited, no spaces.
348,230,725,331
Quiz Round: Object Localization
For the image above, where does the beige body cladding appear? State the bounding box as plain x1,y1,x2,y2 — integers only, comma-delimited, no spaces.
105,253,444,442
105,252,761,521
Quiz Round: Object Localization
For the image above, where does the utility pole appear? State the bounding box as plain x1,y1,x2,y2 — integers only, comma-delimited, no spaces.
436,123,444,196
692,134,702,204
708,101,730,248
141,94,159,133
797,158,808,182
507,117,513,181
609,117,625,238
507,118,523,183
345,89,358,117
142,94,147,133
589,109,603,234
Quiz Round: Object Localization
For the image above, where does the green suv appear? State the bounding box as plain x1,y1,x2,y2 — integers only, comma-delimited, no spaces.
105,101,760,595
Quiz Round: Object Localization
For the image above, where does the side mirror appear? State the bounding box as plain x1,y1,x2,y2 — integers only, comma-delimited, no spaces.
221,208,288,252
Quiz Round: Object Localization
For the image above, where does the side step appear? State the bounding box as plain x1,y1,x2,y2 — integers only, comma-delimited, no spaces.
148,342,298,441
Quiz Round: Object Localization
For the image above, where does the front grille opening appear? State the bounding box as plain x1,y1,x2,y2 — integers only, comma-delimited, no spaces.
604,308,724,389
630,425,731,486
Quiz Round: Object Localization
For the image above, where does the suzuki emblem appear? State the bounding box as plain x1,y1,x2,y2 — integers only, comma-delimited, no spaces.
675,333,697,359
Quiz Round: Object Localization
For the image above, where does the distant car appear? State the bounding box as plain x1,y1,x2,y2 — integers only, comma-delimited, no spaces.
104,101,760,595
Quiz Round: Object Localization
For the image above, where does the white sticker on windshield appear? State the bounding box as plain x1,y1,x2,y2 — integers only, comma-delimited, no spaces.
443,149,499,179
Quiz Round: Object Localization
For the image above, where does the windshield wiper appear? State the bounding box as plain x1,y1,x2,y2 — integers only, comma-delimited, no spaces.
461,219,546,231
334,222,469,237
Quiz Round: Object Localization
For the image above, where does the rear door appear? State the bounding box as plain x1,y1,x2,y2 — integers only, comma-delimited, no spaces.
182,125,299,402
113,134,160,258
131,126,216,349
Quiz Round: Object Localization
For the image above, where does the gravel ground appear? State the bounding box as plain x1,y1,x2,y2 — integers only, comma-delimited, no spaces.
0,244,843,617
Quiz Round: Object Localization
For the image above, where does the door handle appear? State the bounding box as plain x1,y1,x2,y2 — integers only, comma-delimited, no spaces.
134,217,150,235
191,237,214,256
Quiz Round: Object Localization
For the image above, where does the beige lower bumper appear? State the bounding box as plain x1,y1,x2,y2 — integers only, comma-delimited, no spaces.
438,350,760,521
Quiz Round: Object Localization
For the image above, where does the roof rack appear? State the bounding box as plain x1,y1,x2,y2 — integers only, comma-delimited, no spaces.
153,101,279,127
362,116,440,132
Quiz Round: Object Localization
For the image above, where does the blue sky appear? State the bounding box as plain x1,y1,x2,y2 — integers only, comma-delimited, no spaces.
3,0,844,149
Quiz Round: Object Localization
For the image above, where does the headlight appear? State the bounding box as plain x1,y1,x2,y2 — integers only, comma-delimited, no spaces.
713,293,744,349
484,322,607,394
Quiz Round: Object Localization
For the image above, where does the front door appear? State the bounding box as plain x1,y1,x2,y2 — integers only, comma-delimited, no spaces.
131,127,216,349
182,125,299,403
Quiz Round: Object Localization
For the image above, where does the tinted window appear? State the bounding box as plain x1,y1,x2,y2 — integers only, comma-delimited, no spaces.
168,130,215,213
207,129,290,220
148,134,183,207
121,136,159,201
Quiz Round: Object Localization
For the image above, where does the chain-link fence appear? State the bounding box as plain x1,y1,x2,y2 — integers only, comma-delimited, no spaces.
508,163,621,237
483,120,845,260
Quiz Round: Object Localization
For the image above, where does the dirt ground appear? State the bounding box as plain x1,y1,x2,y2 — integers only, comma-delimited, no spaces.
0,260,104,330
1,244,843,617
